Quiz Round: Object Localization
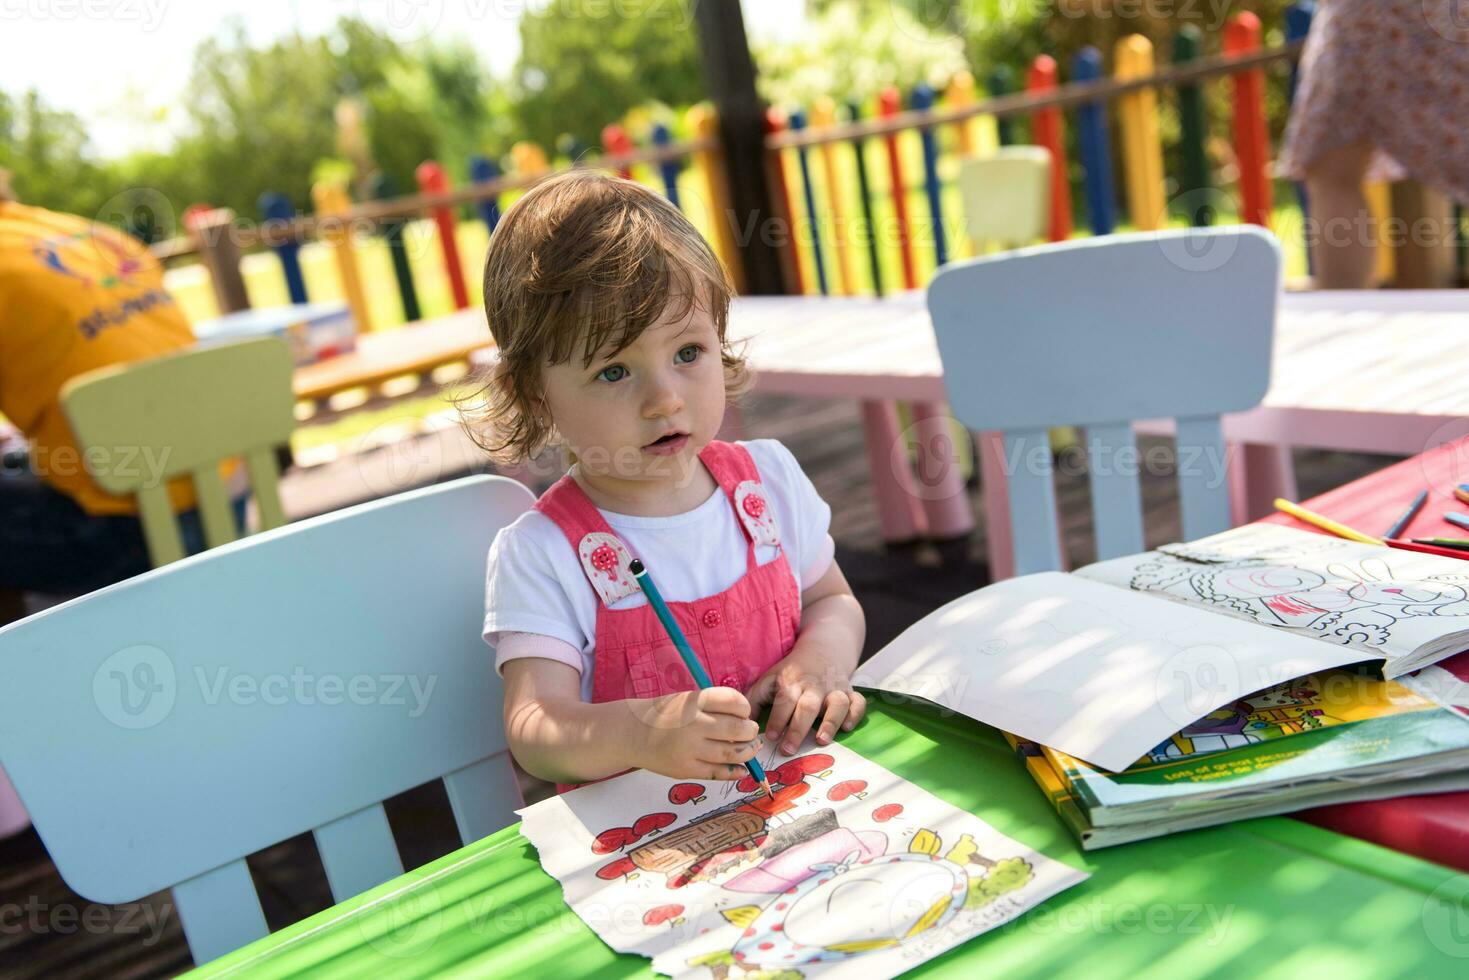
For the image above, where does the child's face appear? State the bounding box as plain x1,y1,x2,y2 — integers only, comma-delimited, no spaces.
540,298,725,497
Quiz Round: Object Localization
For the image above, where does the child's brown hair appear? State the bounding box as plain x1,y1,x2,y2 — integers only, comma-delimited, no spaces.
459,169,751,465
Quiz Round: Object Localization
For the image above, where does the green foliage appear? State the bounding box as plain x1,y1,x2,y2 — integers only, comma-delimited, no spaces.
758,1,970,110
510,0,704,152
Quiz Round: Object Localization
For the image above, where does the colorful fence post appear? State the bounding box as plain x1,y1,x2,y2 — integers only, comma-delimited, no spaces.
762,108,805,295
1172,26,1214,226
1114,35,1167,232
687,103,747,294
469,155,503,235
601,123,634,180
311,180,372,333
878,86,918,290
651,122,682,208
511,141,551,179
987,66,1016,146
945,70,998,161
1071,47,1116,236
847,99,884,297
187,207,251,314
909,83,950,267
811,97,857,294
787,108,829,296
415,160,471,310
1285,2,1315,274
258,192,308,304
1224,12,1273,227
369,172,421,324
1026,56,1073,243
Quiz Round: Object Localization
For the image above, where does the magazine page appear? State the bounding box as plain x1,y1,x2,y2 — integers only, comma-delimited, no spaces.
1073,524,1469,677
857,572,1376,772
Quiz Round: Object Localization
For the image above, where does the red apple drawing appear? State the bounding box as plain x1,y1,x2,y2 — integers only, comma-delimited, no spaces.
872,803,904,823
596,856,638,880
736,774,760,794
591,827,635,854
668,782,706,805
632,812,677,838
827,779,868,802
643,904,685,928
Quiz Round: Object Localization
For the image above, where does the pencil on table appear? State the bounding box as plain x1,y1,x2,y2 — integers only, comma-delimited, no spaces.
1273,498,1384,546
1445,512,1469,533
1383,489,1428,540
1386,538,1469,560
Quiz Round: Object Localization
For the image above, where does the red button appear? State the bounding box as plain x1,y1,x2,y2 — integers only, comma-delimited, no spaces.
701,609,723,629
720,674,740,688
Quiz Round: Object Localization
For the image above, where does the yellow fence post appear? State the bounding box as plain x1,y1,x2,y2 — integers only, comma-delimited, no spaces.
1114,35,1167,232
310,180,372,334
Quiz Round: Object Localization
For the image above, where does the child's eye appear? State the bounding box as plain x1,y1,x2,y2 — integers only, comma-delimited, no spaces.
596,364,627,383
677,344,704,364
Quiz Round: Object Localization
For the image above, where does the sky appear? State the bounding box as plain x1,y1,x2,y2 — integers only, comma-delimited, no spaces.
0,0,807,158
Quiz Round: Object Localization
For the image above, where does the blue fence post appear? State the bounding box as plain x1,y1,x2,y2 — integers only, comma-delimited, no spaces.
788,108,829,296
651,122,682,209
1072,47,1117,236
910,83,949,268
258,192,308,304
469,155,503,235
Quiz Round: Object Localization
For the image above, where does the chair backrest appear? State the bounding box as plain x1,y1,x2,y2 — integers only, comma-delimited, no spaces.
0,475,535,964
928,227,1281,575
958,146,1051,249
60,336,296,566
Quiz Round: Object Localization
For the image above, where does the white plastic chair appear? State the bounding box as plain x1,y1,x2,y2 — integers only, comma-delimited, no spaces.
928,227,1282,577
0,475,534,964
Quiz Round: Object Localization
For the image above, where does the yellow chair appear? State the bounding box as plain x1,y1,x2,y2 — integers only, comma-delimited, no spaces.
60,336,295,566
957,145,1052,252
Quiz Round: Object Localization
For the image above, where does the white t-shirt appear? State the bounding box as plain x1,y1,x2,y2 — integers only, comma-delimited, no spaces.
483,438,835,700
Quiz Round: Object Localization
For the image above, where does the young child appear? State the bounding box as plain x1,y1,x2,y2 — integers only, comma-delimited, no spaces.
469,170,867,789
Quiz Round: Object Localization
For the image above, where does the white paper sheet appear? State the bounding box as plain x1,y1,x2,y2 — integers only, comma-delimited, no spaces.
856,572,1375,771
518,741,1086,978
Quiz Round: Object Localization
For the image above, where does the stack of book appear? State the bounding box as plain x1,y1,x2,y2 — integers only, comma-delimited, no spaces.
860,523,1469,850
1005,668,1469,849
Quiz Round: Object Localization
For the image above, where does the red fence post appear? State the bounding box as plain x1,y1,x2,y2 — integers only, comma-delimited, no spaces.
415,160,471,310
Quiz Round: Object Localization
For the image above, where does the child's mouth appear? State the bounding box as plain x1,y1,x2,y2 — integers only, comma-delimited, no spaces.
644,432,689,454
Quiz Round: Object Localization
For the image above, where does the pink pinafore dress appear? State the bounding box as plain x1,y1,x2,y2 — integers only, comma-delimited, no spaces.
533,441,802,793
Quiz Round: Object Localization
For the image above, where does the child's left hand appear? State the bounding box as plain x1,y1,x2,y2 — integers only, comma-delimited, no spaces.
748,644,866,755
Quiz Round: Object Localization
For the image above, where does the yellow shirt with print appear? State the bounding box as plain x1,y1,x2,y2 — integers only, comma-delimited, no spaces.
0,200,204,516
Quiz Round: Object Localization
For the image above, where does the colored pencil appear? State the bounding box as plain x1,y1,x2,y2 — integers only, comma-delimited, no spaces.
1454,485,1469,506
1385,538,1469,560
1383,489,1428,540
1412,538,1469,551
1273,498,1384,545
1445,512,1469,533
628,559,771,797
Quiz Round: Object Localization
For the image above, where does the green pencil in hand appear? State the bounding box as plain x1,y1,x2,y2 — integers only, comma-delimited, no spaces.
629,558,772,798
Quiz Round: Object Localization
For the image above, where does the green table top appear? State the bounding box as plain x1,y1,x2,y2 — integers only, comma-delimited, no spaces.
188,699,1469,979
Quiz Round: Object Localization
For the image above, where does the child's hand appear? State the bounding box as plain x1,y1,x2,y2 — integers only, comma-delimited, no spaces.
635,687,763,780
748,647,867,756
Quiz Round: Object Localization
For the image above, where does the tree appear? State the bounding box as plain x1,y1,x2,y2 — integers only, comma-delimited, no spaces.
510,0,705,152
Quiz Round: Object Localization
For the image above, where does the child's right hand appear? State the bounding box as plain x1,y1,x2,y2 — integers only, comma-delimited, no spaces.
635,687,763,780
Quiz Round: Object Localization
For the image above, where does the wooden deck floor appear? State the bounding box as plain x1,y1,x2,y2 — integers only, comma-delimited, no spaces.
0,392,1396,979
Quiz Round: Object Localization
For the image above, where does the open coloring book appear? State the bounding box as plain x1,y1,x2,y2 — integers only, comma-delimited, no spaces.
519,742,1087,978
860,525,1469,772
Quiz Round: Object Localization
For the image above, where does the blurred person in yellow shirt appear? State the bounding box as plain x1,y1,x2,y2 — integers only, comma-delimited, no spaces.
0,170,243,622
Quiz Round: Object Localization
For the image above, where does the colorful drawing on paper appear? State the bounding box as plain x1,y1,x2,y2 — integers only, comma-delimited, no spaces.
518,742,1087,978
1128,553,1469,649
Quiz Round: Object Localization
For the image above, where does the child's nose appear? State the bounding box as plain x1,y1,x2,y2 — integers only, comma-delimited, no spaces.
644,374,684,416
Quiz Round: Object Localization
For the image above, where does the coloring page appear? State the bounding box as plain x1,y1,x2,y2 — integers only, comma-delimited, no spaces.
518,742,1087,978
